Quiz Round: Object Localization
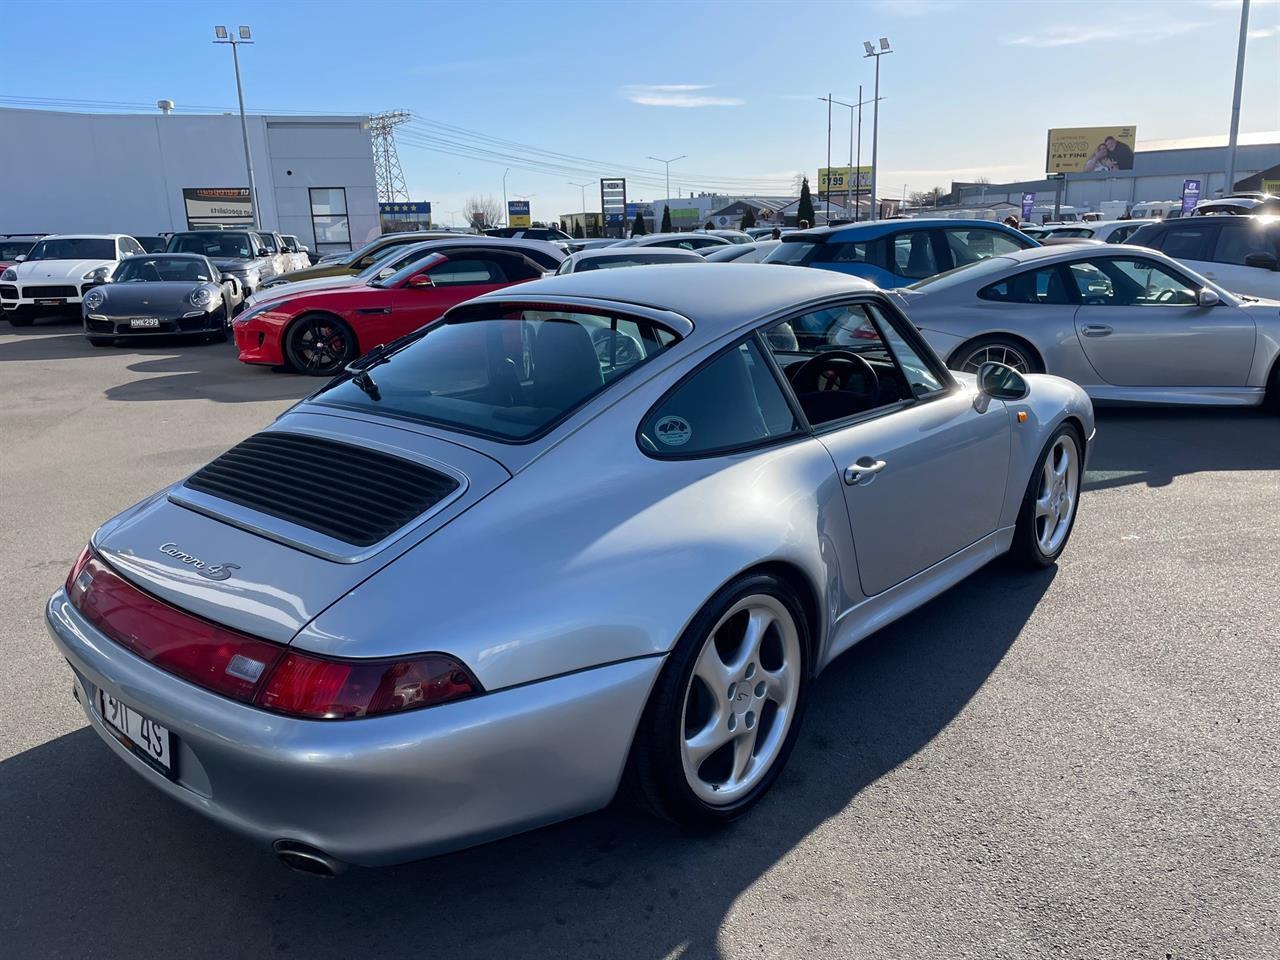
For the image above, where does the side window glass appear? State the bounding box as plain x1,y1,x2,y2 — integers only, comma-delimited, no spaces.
1156,226,1212,261
428,258,505,285
761,303,914,426
821,241,873,264
1212,226,1272,265
979,267,1072,304
639,339,797,455
944,229,1026,267
867,304,945,398
891,231,938,279
1068,262,1116,304
1071,259,1196,306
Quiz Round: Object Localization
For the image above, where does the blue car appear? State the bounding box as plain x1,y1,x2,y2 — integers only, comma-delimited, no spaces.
762,218,1040,288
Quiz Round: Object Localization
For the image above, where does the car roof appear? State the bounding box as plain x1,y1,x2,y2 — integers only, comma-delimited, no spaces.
39,234,132,241
419,236,567,258
471,262,878,336
570,247,703,262
786,218,1021,242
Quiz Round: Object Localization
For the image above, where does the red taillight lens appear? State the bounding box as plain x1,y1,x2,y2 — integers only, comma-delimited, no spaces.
66,549,481,719
67,552,287,703
256,651,478,719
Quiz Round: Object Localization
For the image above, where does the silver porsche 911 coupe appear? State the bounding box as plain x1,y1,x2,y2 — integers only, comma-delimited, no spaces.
47,264,1094,873
897,244,1280,410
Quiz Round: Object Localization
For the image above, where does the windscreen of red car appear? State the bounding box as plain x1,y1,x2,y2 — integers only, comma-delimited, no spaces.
315,308,680,441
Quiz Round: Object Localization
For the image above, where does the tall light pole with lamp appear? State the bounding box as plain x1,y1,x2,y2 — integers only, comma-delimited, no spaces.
568,180,592,235
863,37,892,221
502,167,510,226
1224,0,1251,194
647,154,686,210
213,25,260,229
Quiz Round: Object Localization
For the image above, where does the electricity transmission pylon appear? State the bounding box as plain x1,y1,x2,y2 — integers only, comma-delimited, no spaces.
369,110,411,203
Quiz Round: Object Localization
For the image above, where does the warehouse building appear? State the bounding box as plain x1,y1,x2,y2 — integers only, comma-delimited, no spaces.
0,106,380,255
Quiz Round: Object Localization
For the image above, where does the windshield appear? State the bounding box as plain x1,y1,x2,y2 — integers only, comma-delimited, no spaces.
27,238,115,261
357,243,434,280
906,255,1018,291
0,240,34,260
371,252,447,288
168,232,254,259
114,256,213,283
762,241,817,265
315,307,680,441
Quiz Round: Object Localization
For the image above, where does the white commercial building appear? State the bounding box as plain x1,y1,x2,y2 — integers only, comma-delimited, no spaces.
0,106,380,255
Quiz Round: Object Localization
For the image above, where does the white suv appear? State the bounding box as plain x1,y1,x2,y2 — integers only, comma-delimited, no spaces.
2,234,145,325
1130,216,1280,300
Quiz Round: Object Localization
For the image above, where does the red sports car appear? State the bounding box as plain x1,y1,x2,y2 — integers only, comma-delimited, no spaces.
234,246,551,374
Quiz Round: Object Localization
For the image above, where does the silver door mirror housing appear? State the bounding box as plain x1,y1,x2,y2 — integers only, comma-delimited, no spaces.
976,361,1030,401
1197,287,1221,307
15,254,25,262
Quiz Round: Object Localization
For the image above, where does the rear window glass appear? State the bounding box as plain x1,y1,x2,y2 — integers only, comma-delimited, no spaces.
316,308,679,441
168,233,253,259
762,241,816,265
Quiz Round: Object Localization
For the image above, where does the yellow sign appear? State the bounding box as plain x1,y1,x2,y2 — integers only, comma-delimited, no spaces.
1046,126,1137,173
818,166,871,195
1262,179,1280,196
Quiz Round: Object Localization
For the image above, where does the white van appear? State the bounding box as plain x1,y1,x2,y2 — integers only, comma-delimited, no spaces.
1130,200,1180,220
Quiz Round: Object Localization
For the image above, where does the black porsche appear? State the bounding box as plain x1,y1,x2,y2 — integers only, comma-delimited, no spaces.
81,254,242,346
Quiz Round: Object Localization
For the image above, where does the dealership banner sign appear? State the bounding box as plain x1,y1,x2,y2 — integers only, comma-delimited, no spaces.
183,187,253,228
818,166,871,196
600,178,627,237
1045,126,1137,173
1021,192,1036,220
507,200,531,228
1180,179,1201,216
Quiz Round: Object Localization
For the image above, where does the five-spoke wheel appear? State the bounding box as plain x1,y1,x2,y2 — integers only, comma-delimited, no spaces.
1012,424,1083,567
284,314,356,376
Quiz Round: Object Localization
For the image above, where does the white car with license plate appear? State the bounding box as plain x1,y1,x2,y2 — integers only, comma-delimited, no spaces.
2,234,146,326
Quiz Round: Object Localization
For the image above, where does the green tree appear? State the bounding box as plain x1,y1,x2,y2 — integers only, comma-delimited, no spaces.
661,204,672,232
573,220,585,239
797,178,815,227
741,207,757,229
631,209,647,236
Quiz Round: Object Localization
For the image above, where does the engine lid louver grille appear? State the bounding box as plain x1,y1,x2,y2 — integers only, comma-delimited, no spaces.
185,432,460,548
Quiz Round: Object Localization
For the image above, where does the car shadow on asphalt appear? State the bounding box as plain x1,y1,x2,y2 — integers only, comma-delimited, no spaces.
1085,406,1280,491
0,563,1053,960
103,348,316,404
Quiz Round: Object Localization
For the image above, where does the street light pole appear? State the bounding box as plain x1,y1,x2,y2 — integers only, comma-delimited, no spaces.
863,37,892,221
826,92,832,223
568,180,591,235
647,154,686,212
214,25,260,229
502,168,509,227
1225,0,1251,195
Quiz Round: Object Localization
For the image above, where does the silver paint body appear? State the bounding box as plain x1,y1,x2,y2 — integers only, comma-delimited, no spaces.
898,244,1280,407
47,264,1094,866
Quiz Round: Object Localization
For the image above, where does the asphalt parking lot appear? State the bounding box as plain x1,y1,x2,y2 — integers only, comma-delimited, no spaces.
2,318,1277,960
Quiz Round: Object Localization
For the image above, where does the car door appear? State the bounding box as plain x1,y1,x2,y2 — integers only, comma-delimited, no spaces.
374,250,517,341
759,299,1010,597
1068,255,1255,386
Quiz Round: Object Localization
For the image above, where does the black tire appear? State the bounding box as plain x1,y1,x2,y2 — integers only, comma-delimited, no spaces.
1264,360,1280,415
1010,422,1084,569
207,306,230,343
283,313,357,376
950,335,1043,375
7,308,34,327
625,572,812,827
86,336,114,347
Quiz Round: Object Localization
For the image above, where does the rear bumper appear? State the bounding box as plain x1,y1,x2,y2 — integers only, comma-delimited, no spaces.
46,589,661,866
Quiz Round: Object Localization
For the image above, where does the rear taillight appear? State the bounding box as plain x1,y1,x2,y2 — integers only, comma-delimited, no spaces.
256,651,478,719
65,548,481,718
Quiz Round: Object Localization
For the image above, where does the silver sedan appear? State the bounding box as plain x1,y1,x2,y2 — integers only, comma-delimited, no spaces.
47,264,1093,872
899,245,1280,410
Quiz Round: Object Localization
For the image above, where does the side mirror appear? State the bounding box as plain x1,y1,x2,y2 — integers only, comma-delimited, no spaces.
406,273,434,288
1244,252,1279,271
257,248,270,257
1197,288,1221,307
976,361,1029,401
15,255,25,262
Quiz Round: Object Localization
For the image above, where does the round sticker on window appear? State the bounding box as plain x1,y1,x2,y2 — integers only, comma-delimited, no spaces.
654,415,692,447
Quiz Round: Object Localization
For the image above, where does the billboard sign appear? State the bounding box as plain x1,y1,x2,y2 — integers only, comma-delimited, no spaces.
507,200,531,228
380,201,432,233
182,187,252,228
1045,126,1137,173
1180,179,1201,217
1021,192,1036,220
818,166,872,197
600,178,627,237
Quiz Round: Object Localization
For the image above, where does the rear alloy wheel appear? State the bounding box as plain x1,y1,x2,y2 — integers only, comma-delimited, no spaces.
284,314,356,376
954,336,1040,375
1011,425,1082,568
626,573,810,825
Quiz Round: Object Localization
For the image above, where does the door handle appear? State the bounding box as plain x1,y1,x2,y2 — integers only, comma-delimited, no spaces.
1080,324,1113,338
844,457,887,486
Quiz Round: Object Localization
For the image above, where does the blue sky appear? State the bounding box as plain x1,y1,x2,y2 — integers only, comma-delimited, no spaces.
4,0,1278,223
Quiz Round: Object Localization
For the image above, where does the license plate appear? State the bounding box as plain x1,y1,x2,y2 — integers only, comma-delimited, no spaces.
36,298,65,306
99,690,172,772
130,318,161,329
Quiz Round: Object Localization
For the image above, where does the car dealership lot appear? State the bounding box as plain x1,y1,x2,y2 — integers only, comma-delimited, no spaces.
2,323,1278,959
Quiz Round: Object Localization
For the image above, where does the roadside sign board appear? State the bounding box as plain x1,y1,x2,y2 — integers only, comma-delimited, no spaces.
1180,179,1201,216
507,200,531,228
1045,126,1137,173
818,166,871,197
600,178,627,238
183,187,252,228
1021,192,1036,220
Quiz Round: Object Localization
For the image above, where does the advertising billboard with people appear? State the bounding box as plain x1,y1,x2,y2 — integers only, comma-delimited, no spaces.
1046,126,1137,173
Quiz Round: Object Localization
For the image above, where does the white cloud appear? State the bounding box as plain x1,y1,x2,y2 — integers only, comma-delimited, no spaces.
622,84,744,108
1006,19,1205,47
1248,26,1278,38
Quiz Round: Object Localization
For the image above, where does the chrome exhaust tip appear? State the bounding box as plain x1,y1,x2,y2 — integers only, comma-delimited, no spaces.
273,840,347,878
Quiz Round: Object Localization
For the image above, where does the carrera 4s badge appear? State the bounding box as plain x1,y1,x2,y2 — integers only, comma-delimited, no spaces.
159,542,241,581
